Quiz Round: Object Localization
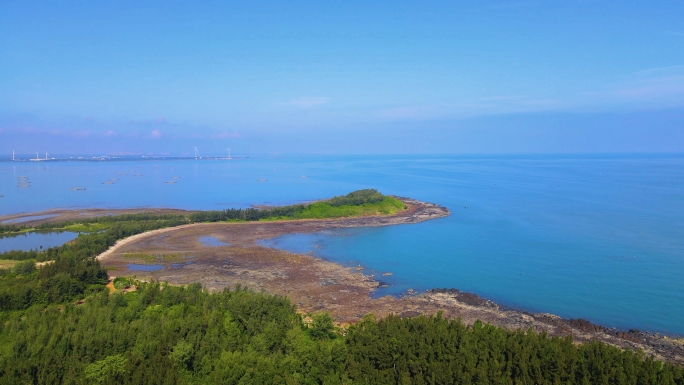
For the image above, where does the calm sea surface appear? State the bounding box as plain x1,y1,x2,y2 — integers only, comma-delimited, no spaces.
1,154,683,335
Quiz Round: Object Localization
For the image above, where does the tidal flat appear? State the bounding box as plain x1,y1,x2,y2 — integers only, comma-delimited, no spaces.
86,198,684,365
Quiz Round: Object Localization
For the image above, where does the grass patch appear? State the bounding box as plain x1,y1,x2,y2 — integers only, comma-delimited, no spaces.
123,253,187,263
61,222,111,233
0,260,18,269
113,276,137,289
261,194,406,221
293,196,406,219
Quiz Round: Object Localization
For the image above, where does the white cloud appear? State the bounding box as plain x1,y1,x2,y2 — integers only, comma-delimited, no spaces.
610,76,684,99
630,65,684,77
151,129,162,139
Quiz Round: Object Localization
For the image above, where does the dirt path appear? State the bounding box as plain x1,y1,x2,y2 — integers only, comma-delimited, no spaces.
96,224,198,262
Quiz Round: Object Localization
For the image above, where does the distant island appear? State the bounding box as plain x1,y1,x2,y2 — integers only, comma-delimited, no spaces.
0,190,683,384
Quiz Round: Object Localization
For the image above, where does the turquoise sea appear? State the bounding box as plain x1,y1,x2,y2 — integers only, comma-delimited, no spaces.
1,154,683,335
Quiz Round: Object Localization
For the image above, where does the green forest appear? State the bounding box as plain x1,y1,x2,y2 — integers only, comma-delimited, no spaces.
0,190,682,384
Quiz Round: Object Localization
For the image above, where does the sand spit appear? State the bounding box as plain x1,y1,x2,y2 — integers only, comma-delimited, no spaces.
0,208,194,226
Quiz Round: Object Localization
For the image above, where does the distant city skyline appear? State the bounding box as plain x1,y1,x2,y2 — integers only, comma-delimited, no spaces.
2,1,683,154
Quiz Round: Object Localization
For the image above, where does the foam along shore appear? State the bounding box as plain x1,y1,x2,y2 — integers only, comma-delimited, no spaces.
87,198,684,365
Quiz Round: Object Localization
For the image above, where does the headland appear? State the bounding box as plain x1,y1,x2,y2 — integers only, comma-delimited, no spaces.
4,197,684,364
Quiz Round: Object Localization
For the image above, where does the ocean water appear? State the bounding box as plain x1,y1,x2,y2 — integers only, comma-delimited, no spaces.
1,154,683,335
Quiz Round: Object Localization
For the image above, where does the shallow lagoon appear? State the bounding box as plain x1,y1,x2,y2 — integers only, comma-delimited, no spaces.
0,231,78,253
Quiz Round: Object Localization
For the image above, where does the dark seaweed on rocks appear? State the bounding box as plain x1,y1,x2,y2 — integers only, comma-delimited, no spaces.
428,288,498,308
426,288,684,364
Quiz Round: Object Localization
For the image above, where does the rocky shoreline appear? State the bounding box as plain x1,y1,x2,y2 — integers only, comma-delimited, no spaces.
422,288,684,364
5,199,684,364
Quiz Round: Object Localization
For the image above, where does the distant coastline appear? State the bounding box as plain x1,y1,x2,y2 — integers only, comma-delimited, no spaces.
2,155,247,163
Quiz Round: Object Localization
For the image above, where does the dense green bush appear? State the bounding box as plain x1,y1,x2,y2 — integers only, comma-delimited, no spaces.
0,284,682,384
0,219,184,311
327,189,386,206
10,260,35,275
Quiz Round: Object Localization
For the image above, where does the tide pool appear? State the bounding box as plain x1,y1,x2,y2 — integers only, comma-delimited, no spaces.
127,264,164,272
199,236,228,247
1,154,683,335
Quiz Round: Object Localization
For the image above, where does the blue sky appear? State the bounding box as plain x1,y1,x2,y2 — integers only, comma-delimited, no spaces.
1,1,683,155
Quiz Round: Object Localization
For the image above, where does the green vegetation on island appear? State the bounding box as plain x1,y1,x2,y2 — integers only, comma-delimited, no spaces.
0,190,403,311
0,190,682,384
0,189,404,236
189,189,406,222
